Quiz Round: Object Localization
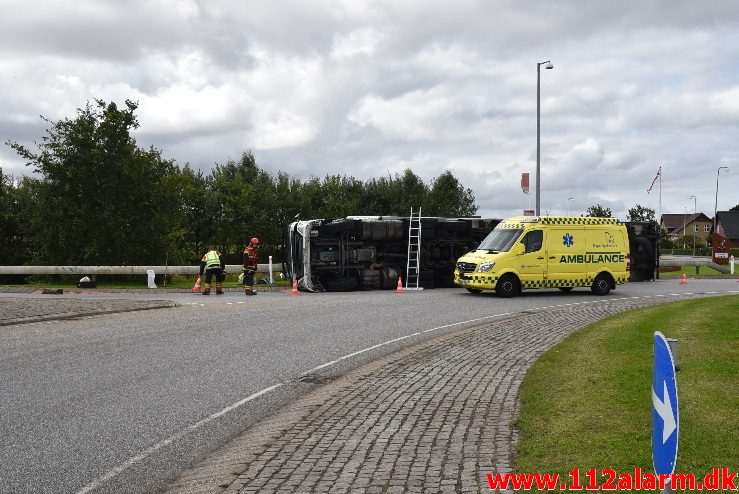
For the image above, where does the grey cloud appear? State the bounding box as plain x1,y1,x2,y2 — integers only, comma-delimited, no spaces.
3,0,739,219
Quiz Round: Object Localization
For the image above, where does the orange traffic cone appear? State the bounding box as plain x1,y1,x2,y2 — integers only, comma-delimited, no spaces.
395,277,405,294
679,272,688,285
192,275,202,293
291,277,300,296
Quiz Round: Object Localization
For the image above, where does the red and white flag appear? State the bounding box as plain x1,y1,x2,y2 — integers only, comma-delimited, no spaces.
647,166,661,193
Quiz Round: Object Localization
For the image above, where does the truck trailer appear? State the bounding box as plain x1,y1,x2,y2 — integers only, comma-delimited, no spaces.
285,216,500,291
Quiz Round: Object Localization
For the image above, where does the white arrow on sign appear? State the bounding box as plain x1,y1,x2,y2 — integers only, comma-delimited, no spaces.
652,380,677,444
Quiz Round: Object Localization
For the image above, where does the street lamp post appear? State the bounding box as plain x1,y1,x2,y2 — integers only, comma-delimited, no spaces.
682,206,686,251
714,166,729,233
689,195,696,256
567,197,573,216
536,60,554,216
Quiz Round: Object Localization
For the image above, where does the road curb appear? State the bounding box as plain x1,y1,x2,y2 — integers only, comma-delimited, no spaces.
0,299,179,327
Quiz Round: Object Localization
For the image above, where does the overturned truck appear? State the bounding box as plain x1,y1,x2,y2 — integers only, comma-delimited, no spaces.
286,216,500,291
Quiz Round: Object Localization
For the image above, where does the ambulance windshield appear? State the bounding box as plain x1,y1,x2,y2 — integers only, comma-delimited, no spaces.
477,229,523,253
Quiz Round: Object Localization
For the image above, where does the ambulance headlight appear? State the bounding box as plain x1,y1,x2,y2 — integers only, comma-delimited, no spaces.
478,262,495,272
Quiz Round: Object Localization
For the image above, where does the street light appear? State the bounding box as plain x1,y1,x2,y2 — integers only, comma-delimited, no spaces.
536,60,554,216
682,205,686,251
714,166,729,233
689,195,696,256
567,197,573,216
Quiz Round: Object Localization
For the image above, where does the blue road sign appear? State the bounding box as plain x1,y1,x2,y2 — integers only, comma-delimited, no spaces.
652,331,679,477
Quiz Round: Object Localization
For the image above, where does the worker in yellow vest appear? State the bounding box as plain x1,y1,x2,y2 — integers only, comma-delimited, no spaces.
200,246,225,295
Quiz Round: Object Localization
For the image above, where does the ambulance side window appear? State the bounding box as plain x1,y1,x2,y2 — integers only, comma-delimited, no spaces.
523,230,543,253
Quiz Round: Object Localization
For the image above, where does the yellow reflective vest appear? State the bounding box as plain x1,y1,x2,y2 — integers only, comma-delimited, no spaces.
204,250,221,269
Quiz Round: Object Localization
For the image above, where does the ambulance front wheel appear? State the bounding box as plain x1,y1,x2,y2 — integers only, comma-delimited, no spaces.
591,273,612,296
496,274,520,298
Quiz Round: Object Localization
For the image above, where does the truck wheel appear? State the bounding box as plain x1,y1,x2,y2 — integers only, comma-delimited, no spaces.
380,267,399,289
360,269,380,290
496,274,520,298
558,287,574,292
465,287,482,294
591,273,612,296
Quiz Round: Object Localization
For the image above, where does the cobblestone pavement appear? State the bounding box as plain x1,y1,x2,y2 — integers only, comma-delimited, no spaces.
165,294,717,494
0,298,178,326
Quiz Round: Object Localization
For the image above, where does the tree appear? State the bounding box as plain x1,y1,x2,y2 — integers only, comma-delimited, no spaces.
0,169,26,264
162,164,207,264
730,204,739,212
6,100,180,265
585,204,612,218
627,204,656,222
425,170,478,217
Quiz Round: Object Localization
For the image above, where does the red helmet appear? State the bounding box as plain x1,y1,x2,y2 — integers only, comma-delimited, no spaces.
250,237,260,245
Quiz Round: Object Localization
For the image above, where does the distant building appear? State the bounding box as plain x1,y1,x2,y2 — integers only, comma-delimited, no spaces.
660,213,713,244
712,210,739,264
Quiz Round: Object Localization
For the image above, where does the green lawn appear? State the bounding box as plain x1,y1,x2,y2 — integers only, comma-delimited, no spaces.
515,295,739,491
660,265,728,276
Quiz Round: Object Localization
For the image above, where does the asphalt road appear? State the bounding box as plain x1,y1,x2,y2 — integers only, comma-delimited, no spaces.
1,279,737,494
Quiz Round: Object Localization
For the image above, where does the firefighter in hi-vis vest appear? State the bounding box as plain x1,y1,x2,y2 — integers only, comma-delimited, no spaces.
243,237,259,295
200,246,225,295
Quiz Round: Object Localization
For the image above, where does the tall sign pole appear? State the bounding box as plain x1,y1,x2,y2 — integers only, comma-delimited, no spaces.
521,172,531,214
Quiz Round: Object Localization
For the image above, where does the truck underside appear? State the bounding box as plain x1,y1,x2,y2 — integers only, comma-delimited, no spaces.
625,221,660,281
286,216,500,291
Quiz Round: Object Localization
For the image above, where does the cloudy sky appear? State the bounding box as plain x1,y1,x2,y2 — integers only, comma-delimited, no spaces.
2,0,738,220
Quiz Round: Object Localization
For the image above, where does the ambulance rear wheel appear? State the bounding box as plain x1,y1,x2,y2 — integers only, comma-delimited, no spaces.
465,287,482,294
591,273,612,296
496,274,520,298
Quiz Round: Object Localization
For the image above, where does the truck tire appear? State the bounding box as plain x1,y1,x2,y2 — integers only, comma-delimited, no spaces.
591,273,612,296
325,277,358,292
360,269,381,290
380,267,399,289
496,274,520,298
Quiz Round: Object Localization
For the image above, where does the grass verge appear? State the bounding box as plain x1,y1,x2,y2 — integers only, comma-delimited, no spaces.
515,295,738,490
660,265,727,276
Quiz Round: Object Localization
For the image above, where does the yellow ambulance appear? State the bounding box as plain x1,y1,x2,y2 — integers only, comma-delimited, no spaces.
454,216,630,297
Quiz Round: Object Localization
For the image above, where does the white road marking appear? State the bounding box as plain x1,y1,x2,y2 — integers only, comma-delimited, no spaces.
75,383,283,494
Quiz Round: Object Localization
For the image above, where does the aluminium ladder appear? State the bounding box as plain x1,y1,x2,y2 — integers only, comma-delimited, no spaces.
405,207,424,290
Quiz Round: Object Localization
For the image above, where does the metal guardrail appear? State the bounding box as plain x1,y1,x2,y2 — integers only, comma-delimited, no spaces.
659,256,731,274
0,264,282,275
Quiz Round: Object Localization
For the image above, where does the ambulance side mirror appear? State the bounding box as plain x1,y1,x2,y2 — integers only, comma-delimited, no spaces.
514,243,525,255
